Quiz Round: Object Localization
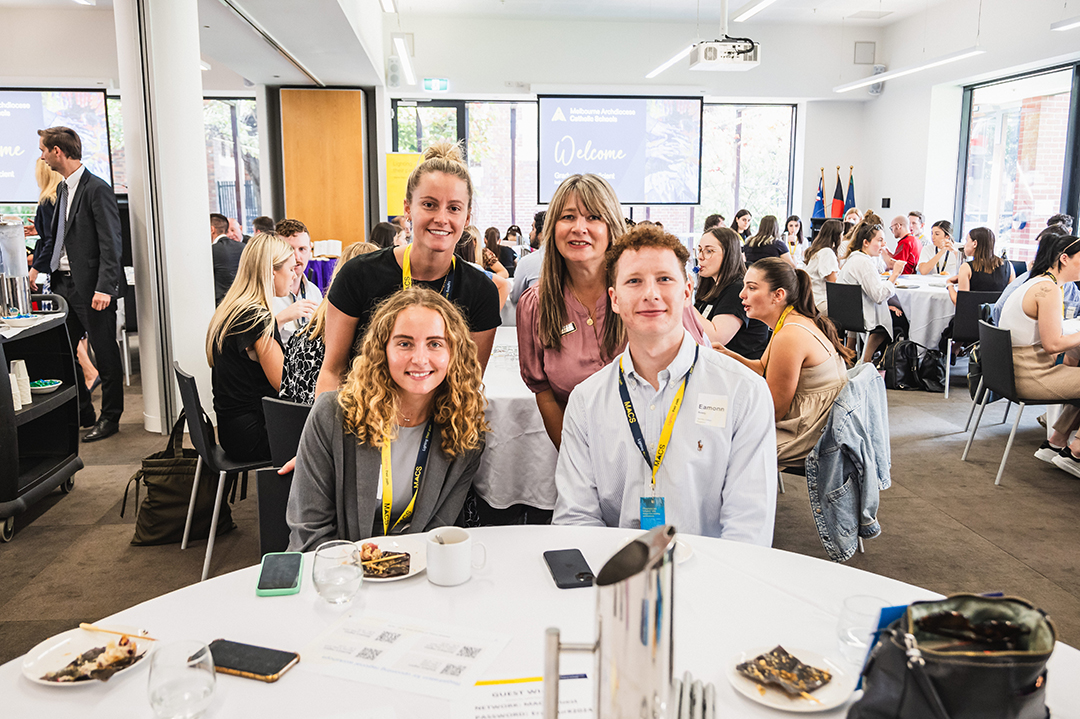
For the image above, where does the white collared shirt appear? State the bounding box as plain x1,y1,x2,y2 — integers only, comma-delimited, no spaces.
56,164,86,272
553,330,777,545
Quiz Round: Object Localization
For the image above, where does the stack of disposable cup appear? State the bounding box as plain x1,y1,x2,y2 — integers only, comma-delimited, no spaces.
9,372,21,411
9,359,30,405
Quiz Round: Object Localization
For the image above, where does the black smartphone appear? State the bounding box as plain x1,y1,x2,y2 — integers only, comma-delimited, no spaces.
208,639,300,683
256,552,303,596
543,549,594,589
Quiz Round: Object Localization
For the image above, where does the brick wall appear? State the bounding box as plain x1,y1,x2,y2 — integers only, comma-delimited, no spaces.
1007,94,1070,263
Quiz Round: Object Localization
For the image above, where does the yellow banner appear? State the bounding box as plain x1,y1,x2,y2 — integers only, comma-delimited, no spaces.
386,153,422,217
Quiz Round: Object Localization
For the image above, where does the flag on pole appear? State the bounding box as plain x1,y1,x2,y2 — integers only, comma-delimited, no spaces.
812,170,825,219
845,167,856,213
831,168,845,218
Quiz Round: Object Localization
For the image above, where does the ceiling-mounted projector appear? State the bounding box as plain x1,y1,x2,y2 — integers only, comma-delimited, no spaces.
690,38,760,71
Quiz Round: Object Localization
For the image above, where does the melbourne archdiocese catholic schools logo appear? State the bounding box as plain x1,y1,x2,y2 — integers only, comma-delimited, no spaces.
551,107,567,122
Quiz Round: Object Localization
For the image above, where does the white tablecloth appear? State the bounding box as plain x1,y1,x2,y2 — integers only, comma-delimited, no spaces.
473,327,558,510
892,274,955,349
4,526,1077,718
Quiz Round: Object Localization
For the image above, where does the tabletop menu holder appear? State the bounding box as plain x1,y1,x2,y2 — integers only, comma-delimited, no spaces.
544,524,677,718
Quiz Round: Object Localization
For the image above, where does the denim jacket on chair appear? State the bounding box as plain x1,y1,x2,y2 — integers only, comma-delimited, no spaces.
805,362,892,562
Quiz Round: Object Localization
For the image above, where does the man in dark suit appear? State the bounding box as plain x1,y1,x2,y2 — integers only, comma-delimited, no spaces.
210,212,244,305
36,126,124,442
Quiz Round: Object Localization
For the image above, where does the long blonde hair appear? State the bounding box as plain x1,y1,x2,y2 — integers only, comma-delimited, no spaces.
298,241,379,342
338,288,488,457
537,174,627,357
205,232,293,365
36,159,63,205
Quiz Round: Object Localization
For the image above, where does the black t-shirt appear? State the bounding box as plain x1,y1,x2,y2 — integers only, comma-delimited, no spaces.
968,260,1011,293
211,307,282,418
328,246,501,345
498,246,517,277
696,278,770,360
743,238,790,266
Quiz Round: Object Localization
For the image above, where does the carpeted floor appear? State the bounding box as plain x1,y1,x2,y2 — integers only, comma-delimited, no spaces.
2,360,1080,665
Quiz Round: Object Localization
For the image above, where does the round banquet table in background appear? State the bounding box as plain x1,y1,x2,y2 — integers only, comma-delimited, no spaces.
473,326,558,511
891,273,955,349
4,526,1078,718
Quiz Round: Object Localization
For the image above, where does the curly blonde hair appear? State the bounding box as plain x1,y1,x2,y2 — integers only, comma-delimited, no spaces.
337,288,488,457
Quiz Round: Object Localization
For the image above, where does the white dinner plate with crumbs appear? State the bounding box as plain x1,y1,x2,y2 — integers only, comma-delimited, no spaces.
22,625,154,687
727,647,856,712
356,534,427,582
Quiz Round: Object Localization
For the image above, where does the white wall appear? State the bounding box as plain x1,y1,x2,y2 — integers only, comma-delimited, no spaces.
799,101,866,217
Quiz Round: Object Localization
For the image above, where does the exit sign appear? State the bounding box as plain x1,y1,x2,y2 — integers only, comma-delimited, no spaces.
423,78,449,92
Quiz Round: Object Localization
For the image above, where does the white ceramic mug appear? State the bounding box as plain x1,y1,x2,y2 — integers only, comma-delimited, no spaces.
426,527,486,586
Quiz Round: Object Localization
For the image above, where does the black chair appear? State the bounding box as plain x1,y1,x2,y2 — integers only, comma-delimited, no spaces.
825,282,867,355
173,362,270,581
961,322,1053,486
256,398,312,556
256,468,293,555
262,397,311,469
945,290,1001,399
1010,259,1028,277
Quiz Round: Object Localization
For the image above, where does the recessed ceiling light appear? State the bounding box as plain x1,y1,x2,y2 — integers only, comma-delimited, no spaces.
380,0,397,12
1050,15,1080,31
833,46,985,93
733,0,781,23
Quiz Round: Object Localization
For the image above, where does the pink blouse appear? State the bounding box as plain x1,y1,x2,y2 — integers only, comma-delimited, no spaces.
516,284,706,406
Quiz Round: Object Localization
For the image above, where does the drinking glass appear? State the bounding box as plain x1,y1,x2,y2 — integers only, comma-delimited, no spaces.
836,595,889,666
313,539,363,603
147,640,216,719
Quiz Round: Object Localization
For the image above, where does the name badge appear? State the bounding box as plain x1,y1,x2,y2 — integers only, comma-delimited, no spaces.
560,322,577,336
640,496,666,530
695,393,728,427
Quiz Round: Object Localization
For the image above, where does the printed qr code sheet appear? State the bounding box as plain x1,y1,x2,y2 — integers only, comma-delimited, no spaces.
302,611,511,700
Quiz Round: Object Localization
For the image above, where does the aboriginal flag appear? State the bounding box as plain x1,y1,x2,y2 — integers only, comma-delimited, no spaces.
831,170,845,218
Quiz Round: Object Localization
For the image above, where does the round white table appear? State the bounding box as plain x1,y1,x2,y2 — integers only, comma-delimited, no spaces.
473,327,559,511
891,274,955,349
5,526,1078,718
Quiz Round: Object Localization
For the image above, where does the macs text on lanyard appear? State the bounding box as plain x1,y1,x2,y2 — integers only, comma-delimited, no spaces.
379,421,434,535
402,244,456,299
618,346,700,530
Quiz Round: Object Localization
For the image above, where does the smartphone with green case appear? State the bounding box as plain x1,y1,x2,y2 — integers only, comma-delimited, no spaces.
256,552,303,596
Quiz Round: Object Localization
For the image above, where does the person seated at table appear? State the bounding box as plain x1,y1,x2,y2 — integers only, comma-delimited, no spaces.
843,208,863,226
487,227,517,277
286,288,488,550
553,225,776,545
884,215,920,275
456,226,510,309
369,221,399,249
997,234,1080,477
743,215,795,267
206,232,294,462
716,258,853,469
510,210,547,304
316,141,501,401
992,226,1077,324
693,226,769,359
730,209,752,240
784,215,807,266
947,227,1013,304
803,219,844,314
279,242,378,406
273,218,323,344
917,220,961,276
836,218,906,363
518,173,706,452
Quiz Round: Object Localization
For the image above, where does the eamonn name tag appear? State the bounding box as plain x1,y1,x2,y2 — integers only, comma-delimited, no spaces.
695,394,728,427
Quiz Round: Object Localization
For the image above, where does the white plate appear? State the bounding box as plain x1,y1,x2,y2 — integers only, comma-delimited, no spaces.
2,316,37,328
357,534,427,582
727,646,856,713
21,626,154,687
30,380,62,394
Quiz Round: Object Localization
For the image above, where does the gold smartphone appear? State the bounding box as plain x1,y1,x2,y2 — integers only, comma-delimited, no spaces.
207,639,299,683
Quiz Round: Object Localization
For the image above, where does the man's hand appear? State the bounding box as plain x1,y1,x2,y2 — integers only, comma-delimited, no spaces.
28,268,39,292
278,456,296,475
276,299,319,326
91,292,112,311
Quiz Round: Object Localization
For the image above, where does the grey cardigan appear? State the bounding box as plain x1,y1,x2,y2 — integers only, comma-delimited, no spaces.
286,391,484,551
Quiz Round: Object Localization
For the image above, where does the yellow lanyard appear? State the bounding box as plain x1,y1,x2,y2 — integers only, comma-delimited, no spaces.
762,305,794,375
618,346,699,490
379,421,433,535
402,244,455,295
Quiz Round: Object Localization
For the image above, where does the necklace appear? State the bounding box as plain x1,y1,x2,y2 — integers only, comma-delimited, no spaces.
568,284,598,326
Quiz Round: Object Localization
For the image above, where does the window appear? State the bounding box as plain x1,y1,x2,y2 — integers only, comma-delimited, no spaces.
392,99,796,240
959,68,1075,262
107,96,126,193
204,98,261,233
